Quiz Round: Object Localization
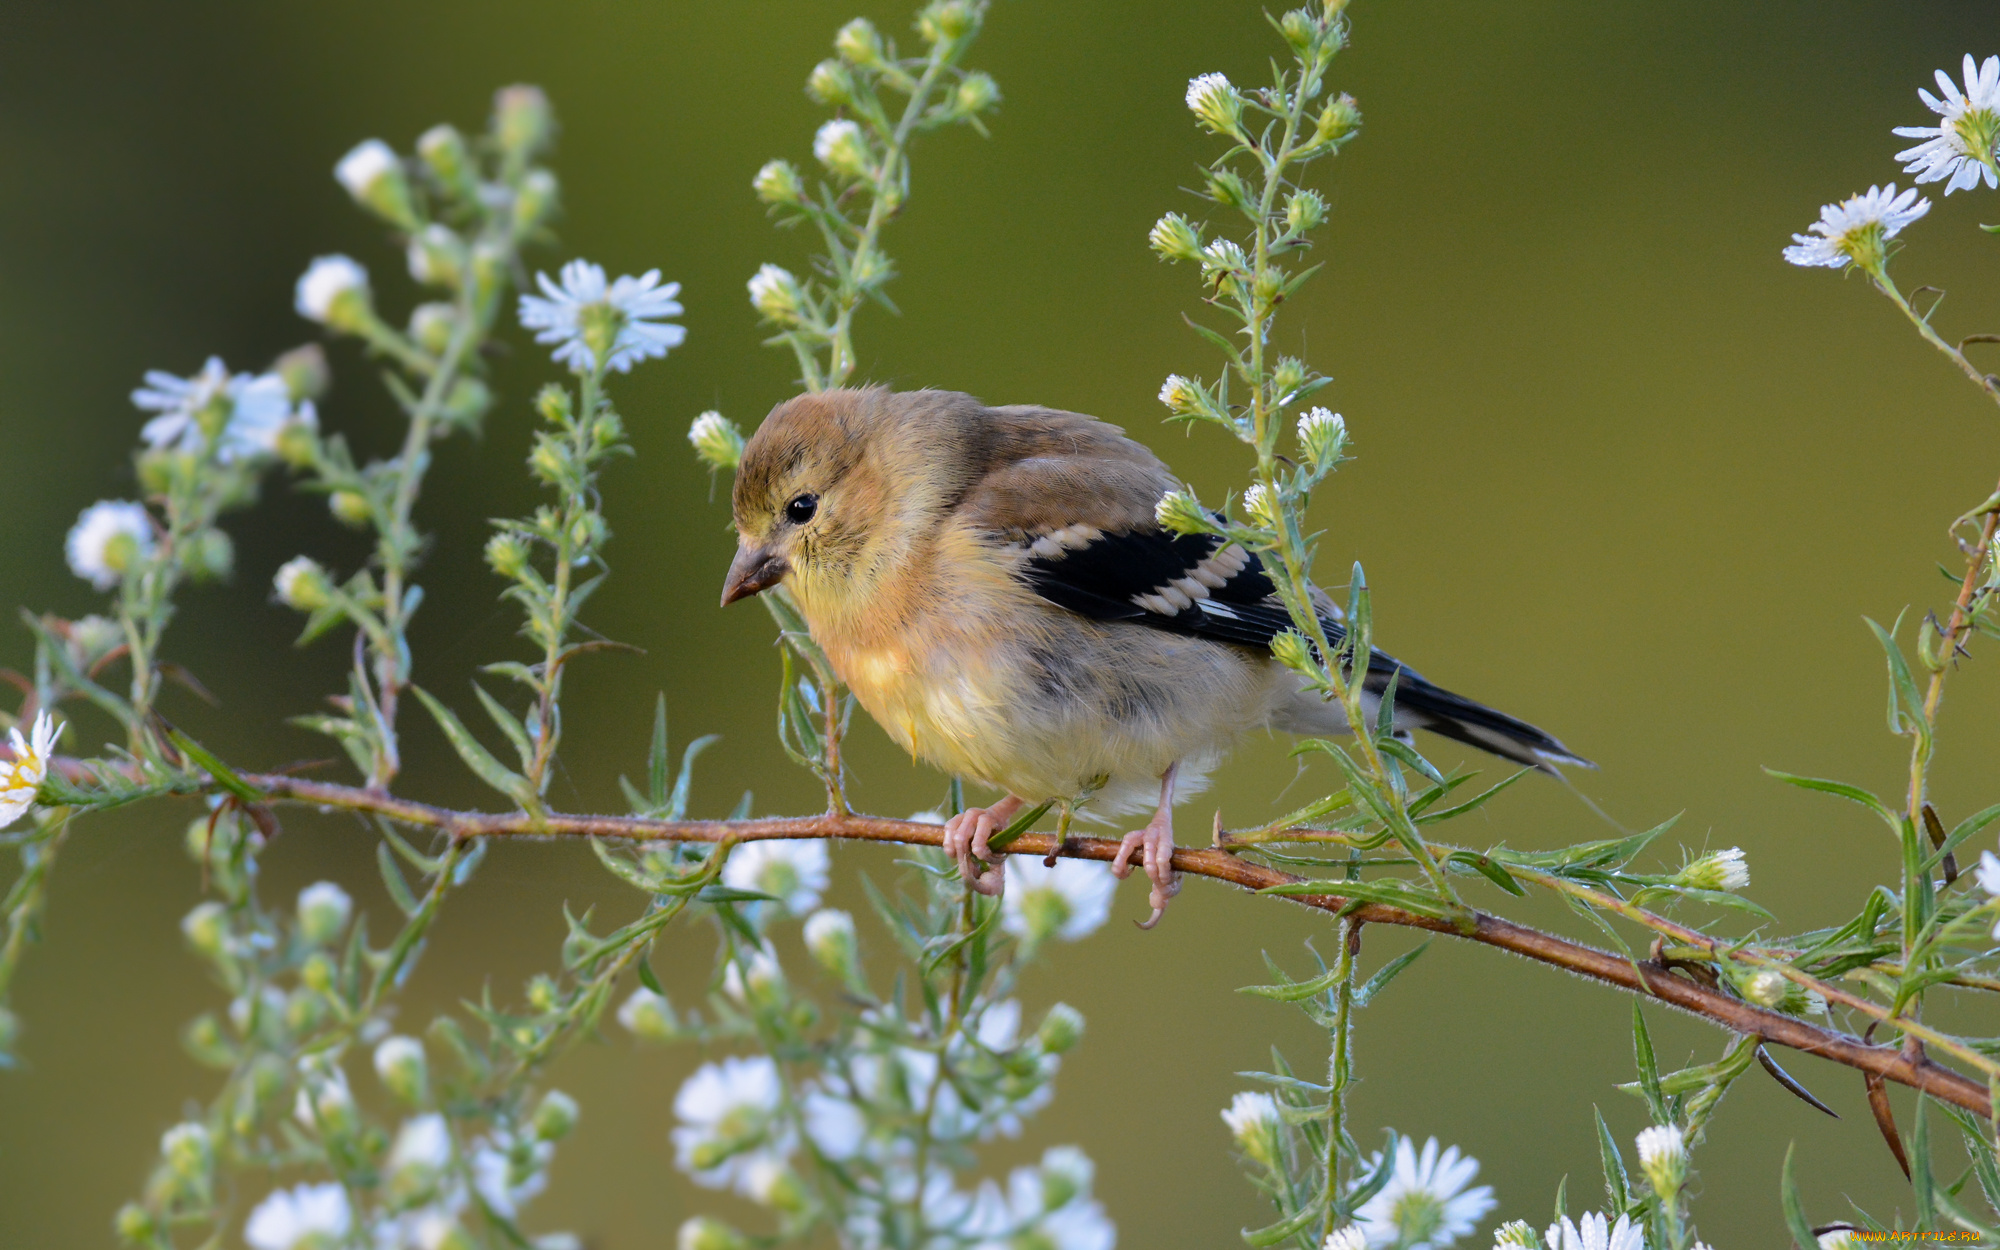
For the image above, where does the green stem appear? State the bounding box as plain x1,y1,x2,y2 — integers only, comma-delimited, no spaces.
1321,916,1357,1242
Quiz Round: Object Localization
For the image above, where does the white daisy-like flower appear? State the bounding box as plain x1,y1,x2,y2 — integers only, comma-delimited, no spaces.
1001,855,1116,944
672,1055,791,1195
1242,483,1281,528
1201,237,1249,274
1325,1229,1370,1250
1977,848,2000,895
469,1127,553,1218
721,839,830,916
1221,1091,1282,1167
243,1182,352,1250
1674,846,1749,892
1352,1137,1497,1250
1159,374,1201,413
295,254,370,324
996,1150,1116,1250
517,259,686,374
389,1112,454,1173
65,501,154,590
1297,407,1347,466
1782,184,1930,269
133,357,302,461
0,711,59,832
374,1034,427,1100
1544,1212,1644,1250
1635,1124,1683,1169
1893,55,2000,194
617,986,677,1041
722,944,786,1001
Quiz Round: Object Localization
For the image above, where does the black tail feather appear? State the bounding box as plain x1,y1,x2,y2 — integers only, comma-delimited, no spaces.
1377,668,1592,774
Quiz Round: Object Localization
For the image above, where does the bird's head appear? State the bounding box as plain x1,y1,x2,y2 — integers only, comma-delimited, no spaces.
722,387,985,623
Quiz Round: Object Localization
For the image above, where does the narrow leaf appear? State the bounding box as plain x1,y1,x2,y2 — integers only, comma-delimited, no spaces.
1781,1143,1817,1249
377,842,420,916
413,686,533,805
1353,941,1429,1009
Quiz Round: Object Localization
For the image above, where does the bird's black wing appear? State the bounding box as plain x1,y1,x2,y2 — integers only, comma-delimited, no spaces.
1018,525,1591,770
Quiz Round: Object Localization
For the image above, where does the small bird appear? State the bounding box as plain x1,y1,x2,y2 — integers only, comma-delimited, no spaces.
721,388,1588,925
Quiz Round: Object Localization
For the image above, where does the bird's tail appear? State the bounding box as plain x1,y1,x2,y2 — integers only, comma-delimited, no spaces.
1380,668,1592,774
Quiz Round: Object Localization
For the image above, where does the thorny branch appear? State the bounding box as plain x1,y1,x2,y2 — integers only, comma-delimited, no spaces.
128,766,1995,1121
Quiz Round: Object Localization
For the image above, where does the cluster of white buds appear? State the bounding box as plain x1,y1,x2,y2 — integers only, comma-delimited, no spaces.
1296,407,1347,470
688,411,747,473
1185,72,1246,137
1673,846,1749,893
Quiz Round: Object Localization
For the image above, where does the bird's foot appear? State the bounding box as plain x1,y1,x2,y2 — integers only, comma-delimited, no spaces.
941,795,1026,897
1111,803,1180,929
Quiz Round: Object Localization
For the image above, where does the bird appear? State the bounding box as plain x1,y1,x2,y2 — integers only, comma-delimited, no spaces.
720,387,1589,926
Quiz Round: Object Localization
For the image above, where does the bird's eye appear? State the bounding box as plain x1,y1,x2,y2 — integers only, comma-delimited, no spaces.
785,493,819,524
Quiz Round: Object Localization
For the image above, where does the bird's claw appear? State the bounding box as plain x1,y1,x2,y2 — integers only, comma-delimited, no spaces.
1111,812,1179,929
942,797,1024,897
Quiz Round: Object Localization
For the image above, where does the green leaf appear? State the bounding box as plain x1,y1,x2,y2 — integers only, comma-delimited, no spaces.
1414,768,1528,825
379,823,445,876
472,682,535,774
1257,875,1452,920
671,735,721,821
1447,851,1525,896
1780,1143,1817,1249
1914,1098,1938,1232
1241,1199,1327,1247
1866,616,1931,752
1239,961,1346,1002
696,885,779,905
1376,736,1445,787
983,800,1054,855
413,685,534,805
1595,1106,1630,1213
376,842,420,917
1353,940,1429,1009
647,695,669,807
1763,769,1901,830
1632,1002,1667,1124
162,727,262,804
637,952,665,996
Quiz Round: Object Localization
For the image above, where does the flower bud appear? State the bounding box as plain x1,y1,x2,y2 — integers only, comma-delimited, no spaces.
1311,93,1361,148
184,528,234,582
183,1013,234,1067
1278,8,1319,53
806,59,855,106
294,1067,358,1136
617,987,679,1042
336,139,419,230
849,245,893,290
514,167,560,234
114,1203,155,1244
1242,483,1281,529
1200,238,1249,276
468,240,509,306
531,1088,580,1141
299,951,337,995
493,84,555,160
1185,72,1245,136
295,880,352,945
1148,213,1203,263
748,264,807,325
295,255,373,333
1220,1091,1282,1169
1205,169,1253,211
417,123,478,200
386,1112,453,1204
1158,373,1204,416
745,1158,810,1213
527,973,561,1013
833,17,884,66
1734,967,1826,1016
374,1035,429,1105
812,119,872,180
441,376,492,427
1035,1002,1085,1054
485,532,531,580
1270,630,1318,676
160,1122,212,1184
803,909,859,981
406,224,467,288
1285,188,1328,234
677,1217,748,1250
1153,487,1212,536
1296,407,1347,468
1674,847,1749,893
953,72,1000,115
752,159,805,208
1634,1124,1686,1199
408,302,458,357
688,411,746,472
271,343,331,403
181,901,231,963
273,556,333,612
1492,1221,1539,1248
917,0,976,44
1323,1229,1368,1250
329,490,373,528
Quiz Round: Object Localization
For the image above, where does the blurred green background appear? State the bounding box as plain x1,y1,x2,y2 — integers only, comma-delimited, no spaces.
4,0,2000,1244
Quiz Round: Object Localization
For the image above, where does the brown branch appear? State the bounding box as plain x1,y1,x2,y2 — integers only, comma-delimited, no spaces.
224,770,1993,1119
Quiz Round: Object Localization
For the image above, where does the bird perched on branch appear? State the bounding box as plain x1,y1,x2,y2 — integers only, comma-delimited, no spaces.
721,388,1588,925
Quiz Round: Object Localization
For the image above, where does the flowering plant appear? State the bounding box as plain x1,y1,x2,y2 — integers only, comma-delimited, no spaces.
2,5,2000,1250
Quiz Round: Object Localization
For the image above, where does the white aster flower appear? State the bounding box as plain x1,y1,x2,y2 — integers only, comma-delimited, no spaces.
1893,55,2000,194
470,1127,552,1218
1977,848,2000,895
389,1113,455,1173
672,1055,791,1195
1544,1212,1644,1250
1325,1229,1370,1250
518,259,687,374
294,254,371,325
65,501,154,590
1222,1091,1282,1168
1159,373,1202,413
617,986,678,1041
1353,1136,1497,1250
722,840,830,916
1242,483,1281,528
1782,184,1929,270
0,710,59,832
1001,855,1116,944
1201,237,1249,274
801,1085,868,1159
803,908,859,979
244,1182,351,1250
1297,406,1347,466
997,1152,1116,1250
136,357,301,461
1635,1123,1685,1198
374,1034,428,1102
722,944,786,1002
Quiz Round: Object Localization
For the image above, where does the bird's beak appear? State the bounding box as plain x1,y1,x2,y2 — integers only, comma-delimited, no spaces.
721,544,789,606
